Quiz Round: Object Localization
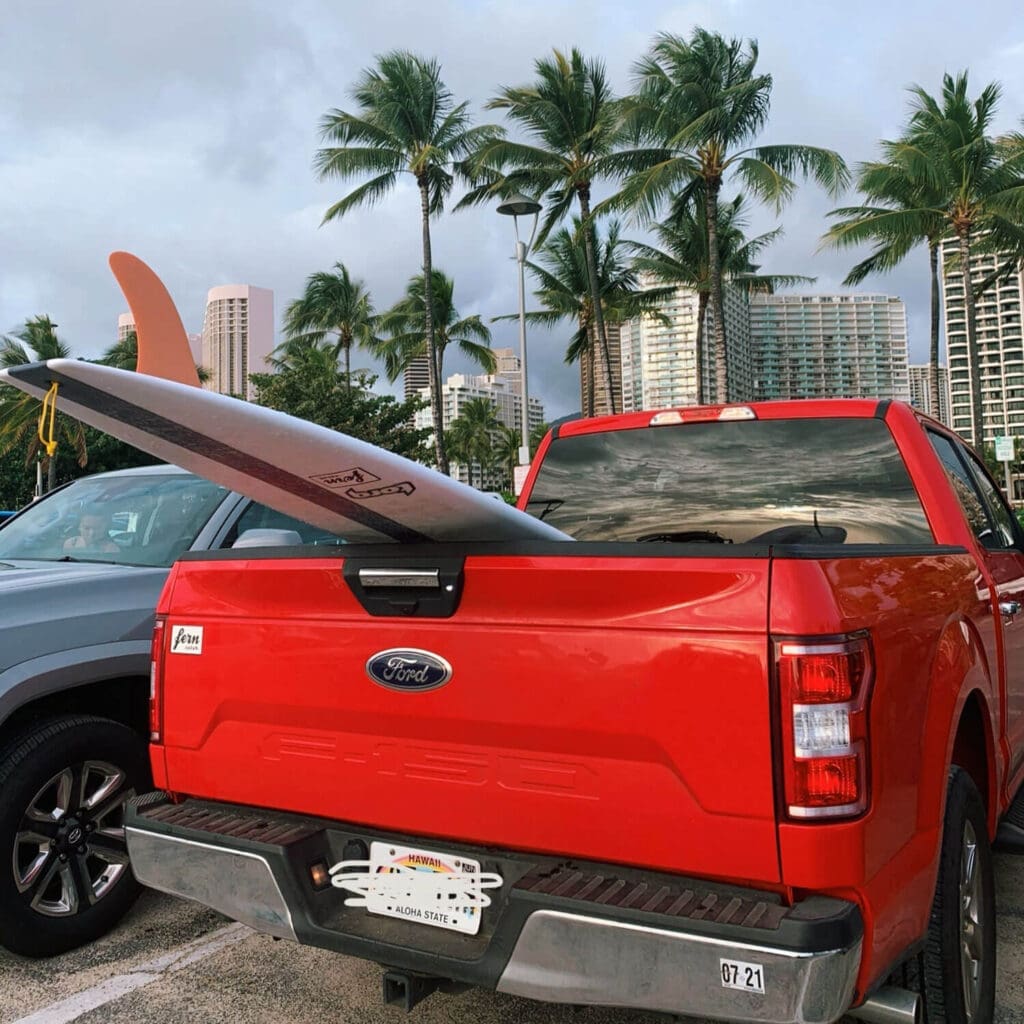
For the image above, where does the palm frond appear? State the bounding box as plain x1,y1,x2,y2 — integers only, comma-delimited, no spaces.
320,172,401,222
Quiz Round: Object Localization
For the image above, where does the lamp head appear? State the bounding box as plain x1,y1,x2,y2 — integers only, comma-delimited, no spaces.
497,193,542,218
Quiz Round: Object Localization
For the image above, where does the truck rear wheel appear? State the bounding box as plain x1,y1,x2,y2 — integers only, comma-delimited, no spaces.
0,715,150,957
918,766,995,1023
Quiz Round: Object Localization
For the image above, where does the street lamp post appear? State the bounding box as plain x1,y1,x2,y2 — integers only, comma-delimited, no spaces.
497,193,542,480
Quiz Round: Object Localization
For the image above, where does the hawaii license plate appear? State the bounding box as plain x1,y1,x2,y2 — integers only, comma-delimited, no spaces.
354,842,502,935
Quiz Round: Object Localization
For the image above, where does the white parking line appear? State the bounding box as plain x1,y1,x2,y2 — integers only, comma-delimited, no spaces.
11,923,249,1024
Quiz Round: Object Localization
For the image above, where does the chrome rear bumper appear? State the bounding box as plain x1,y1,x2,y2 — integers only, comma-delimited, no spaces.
126,798,862,1024
497,908,860,1023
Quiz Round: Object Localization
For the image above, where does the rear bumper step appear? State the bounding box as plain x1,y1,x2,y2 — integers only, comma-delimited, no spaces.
126,794,862,1023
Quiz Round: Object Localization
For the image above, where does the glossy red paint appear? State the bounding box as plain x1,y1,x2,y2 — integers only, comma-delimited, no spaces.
153,398,1024,1004
156,554,781,881
770,551,990,990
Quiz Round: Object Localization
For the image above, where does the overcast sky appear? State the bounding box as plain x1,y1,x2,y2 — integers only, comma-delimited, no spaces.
2,0,1022,421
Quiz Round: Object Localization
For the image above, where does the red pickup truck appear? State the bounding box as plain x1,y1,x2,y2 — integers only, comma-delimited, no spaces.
124,399,1024,1024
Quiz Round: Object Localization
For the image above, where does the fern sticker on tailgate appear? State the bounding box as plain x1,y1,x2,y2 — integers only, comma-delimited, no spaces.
169,625,203,655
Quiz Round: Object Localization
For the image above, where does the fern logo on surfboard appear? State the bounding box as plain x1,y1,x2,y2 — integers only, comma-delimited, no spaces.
312,467,380,488
312,467,416,501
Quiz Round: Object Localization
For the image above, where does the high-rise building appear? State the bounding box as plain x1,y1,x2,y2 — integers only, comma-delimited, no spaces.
403,355,432,403
118,314,203,371
187,333,203,369
620,283,752,412
413,372,545,486
492,346,524,392
579,323,623,418
201,286,274,400
908,363,951,424
749,294,910,402
941,241,1024,446
117,312,135,342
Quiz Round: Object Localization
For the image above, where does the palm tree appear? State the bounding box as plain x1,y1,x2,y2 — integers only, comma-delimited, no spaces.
315,52,499,473
461,49,636,413
447,397,499,489
823,150,949,418
375,270,496,399
620,29,849,397
100,330,211,383
896,72,1024,445
493,424,521,491
101,331,138,371
0,316,86,492
530,420,550,454
279,264,376,391
628,193,813,403
266,337,346,377
498,218,670,416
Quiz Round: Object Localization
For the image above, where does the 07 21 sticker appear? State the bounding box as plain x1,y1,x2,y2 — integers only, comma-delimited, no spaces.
719,958,765,994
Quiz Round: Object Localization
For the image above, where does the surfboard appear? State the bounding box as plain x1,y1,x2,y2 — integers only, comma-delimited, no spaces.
108,252,201,387
0,359,570,544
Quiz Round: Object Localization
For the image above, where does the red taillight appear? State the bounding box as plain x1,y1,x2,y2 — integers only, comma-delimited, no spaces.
150,616,166,743
776,637,873,819
790,757,860,807
782,648,864,703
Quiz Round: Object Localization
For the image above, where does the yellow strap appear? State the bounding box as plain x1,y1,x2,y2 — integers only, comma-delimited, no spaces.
37,382,59,458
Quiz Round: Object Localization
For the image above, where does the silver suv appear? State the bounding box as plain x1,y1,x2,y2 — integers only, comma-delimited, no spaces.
0,464,340,956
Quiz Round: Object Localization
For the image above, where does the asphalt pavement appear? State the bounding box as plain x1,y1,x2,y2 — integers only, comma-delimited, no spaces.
4,854,1024,1024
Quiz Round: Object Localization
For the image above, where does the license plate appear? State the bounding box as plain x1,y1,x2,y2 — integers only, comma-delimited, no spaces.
356,842,501,935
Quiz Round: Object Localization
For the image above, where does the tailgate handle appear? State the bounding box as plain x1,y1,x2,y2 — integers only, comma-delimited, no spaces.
343,557,465,618
358,568,440,589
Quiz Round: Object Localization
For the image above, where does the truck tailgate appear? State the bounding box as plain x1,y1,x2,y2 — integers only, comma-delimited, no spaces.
157,550,779,883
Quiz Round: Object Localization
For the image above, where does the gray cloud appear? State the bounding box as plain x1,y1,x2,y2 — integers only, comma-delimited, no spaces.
1,0,1022,423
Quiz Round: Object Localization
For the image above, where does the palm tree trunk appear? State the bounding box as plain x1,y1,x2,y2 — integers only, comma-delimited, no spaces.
577,188,616,415
344,339,352,394
695,292,708,406
419,177,448,474
585,337,596,418
928,241,941,419
958,229,984,449
46,455,56,493
705,180,729,403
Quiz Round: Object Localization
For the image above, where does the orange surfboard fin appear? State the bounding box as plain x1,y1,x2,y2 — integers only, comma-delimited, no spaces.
108,252,201,387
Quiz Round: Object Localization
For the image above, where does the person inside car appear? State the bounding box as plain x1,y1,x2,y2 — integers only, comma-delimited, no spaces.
63,507,120,554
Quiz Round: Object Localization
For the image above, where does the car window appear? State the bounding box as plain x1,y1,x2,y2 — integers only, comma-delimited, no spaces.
0,473,229,566
526,417,933,545
927,432,1014,549
961,448,1019,549
223,502,346,548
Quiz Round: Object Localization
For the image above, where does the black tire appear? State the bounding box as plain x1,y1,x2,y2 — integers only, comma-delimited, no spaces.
917,766,996,1024
0,715,151,957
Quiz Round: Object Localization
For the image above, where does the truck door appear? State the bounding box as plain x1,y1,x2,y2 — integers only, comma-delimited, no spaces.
928,430,1024,785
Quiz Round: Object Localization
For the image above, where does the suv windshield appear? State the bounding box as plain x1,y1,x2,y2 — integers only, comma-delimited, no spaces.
526,417,933,545
0,473,229,566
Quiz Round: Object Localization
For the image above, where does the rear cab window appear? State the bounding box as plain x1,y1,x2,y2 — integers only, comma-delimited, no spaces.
525,418,934,545
223,502,346,548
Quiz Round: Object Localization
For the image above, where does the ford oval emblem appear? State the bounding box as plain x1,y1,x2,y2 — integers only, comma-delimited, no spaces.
366,648,452,692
